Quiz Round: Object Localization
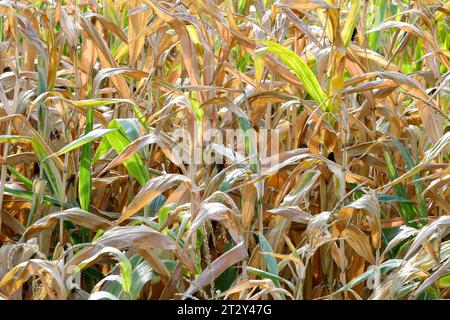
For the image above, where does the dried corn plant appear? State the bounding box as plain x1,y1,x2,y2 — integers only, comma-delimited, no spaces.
0,0,448,300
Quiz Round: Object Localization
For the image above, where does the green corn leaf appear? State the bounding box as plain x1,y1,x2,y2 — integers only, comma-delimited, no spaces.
246,266,285,285
368,0,388,52
383,147,418,226
259,40,329,111
6,165,33,190
258,232,281,288
437,274,450,288
4,186,61,207
106,119,149,186
390,138,427,222
93,137,112,163
342,0,360,48
0,135,64,205
335,259,403,294
65,98,150,132
79,104,95,213
48,128,117,158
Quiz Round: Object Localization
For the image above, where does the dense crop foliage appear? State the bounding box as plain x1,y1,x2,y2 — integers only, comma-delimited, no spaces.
0,0,449,300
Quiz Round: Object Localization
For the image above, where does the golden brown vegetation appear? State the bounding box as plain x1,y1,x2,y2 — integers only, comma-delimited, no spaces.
0,0,449,300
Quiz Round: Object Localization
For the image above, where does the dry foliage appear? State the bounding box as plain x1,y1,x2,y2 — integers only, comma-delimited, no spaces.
0,0,449,300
